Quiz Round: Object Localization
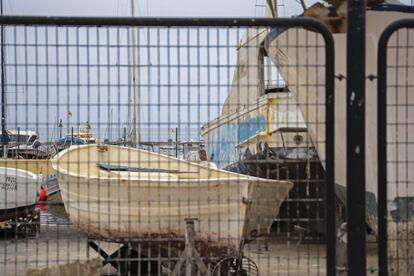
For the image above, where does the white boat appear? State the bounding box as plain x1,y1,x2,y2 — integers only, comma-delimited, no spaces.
2,129,57,159
52,144,293,256
0,167,41,223
264,1,414,234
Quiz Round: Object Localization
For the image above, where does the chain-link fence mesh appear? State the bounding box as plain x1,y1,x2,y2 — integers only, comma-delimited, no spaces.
0,17,335,276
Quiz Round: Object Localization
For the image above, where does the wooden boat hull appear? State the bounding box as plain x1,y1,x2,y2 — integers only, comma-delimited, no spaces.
52,145,293,256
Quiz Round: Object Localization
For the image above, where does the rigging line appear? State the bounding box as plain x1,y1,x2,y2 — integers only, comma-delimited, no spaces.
1,0,7,158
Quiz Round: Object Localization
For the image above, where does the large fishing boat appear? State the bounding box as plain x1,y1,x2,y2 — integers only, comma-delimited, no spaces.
201,1,326,233
264,0,414,234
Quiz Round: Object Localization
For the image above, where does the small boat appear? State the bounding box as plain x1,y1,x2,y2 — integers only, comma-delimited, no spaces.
8,143,57,160
5,130,39,148
0,129,57,159
0,167,42,224
52,144,293,257
38,174,62,204
64,129,96,144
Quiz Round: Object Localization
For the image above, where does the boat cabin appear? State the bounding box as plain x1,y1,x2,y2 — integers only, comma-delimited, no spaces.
6,130,39,147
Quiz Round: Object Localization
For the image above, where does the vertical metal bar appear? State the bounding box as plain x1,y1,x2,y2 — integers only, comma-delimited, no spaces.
124,127,126,147
185,219,195,276
347,0,367,275
324,21,336,276
175,127,178,158
130,0,140,148
17,127,19,157
1,0,7,158
59,119,62,138
377,24,388,276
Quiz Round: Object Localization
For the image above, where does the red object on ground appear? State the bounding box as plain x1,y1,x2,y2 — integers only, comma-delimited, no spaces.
38,186,47,202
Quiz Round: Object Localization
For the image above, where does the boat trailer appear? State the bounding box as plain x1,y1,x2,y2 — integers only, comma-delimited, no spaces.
87,218,258,276
0,208,40,236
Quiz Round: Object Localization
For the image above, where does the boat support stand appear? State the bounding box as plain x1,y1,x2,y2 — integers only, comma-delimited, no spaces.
171,218,209,276
87,239,159,275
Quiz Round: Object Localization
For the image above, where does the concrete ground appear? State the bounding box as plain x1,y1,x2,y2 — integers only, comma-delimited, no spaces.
0,223,380,276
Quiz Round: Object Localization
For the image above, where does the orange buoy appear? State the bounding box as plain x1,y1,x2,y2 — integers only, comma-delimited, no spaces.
38,186,47,202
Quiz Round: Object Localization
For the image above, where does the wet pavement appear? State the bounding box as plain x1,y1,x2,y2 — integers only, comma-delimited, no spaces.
0,204,379,275
0,203,94,276
37,203,71,226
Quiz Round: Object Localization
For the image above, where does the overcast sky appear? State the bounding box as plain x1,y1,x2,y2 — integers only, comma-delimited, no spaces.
1,0,412,142
3,0,309,17
5,0,409,17
1,0,318,142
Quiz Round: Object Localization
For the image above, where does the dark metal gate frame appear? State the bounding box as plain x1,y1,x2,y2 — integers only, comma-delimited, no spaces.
0,15,336,275
377,18,414,276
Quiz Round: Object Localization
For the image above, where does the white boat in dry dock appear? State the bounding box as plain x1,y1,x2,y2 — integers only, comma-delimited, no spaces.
0,167,41,224
265,2,414,272
52,144,293,257
264,1,414,233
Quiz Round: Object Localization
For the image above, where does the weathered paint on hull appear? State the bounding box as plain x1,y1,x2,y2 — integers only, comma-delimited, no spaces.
202,94,329,233
53,145,293,257
201,94,307,169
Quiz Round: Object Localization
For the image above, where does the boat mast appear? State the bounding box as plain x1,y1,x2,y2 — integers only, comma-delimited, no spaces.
266,0,277,88
130,0,140,147
1,0,7,158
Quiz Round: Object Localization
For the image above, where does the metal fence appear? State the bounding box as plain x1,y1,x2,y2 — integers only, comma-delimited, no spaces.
378,18,414,276
0,16,336,275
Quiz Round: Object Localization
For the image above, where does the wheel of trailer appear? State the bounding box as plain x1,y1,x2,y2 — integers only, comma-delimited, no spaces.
212,256,258,276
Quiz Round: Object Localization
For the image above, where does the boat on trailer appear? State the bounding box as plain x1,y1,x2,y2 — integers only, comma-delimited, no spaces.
52,144,293,258
0,167,41,227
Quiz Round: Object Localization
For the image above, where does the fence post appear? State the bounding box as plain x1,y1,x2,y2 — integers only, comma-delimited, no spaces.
346,0,367,274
